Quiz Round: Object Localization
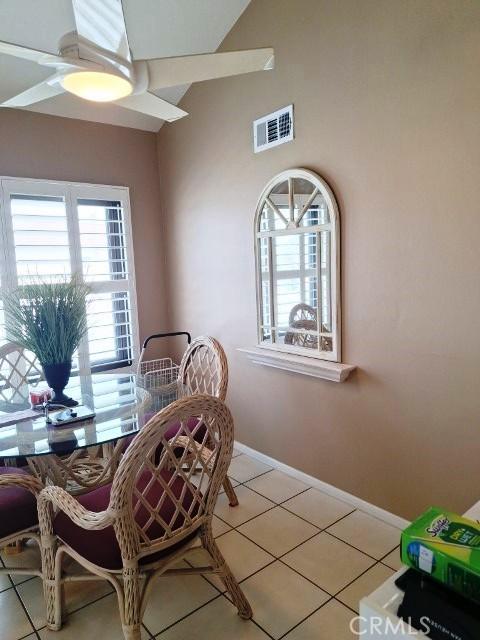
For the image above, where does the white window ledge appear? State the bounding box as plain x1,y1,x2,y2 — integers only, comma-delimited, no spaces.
238,347,356,383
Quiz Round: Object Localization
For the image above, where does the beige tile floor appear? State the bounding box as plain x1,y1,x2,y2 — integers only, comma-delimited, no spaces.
1,453,401,640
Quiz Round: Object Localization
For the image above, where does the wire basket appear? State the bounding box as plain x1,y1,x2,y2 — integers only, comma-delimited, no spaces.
136,332,191,412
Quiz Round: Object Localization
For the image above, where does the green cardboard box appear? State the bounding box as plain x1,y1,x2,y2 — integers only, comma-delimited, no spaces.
401,507,480,604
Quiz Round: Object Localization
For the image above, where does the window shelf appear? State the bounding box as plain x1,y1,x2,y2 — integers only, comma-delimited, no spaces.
238,347,356,383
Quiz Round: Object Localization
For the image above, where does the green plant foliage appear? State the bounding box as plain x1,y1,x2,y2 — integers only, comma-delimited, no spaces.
4,276,90,366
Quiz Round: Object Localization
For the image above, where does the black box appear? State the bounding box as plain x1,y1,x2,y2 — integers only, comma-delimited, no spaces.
396,569,480,640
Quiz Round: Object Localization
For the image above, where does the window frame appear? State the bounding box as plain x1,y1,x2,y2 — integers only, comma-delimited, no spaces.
0,176,140,374
254,168,341,362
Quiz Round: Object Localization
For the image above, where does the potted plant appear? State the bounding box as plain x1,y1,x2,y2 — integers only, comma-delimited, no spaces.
5,276,90,407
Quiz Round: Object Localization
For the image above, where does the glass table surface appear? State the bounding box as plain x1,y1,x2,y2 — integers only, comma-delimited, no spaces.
0,373,153,460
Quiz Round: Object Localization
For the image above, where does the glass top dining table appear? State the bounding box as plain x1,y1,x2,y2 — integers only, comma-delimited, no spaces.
0,373,154,461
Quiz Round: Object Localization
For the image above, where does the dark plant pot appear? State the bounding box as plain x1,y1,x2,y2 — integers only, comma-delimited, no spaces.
42,361,78,407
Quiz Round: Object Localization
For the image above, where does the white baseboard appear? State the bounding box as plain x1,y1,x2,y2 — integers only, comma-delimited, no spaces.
234,440,410,530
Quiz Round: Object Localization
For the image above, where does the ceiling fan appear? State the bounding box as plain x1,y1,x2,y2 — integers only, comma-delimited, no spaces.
0,0,274,123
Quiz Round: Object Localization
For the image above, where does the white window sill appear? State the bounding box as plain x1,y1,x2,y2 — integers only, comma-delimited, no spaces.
238,347,356,383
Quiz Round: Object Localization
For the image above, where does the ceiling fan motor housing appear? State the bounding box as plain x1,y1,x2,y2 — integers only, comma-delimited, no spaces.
58,31,136,86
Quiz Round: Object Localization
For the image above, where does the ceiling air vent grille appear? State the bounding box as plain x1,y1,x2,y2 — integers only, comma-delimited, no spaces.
253,105,294,153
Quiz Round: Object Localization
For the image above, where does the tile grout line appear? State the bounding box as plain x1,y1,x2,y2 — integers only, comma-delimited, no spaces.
11,582,41,640
212,468,401,612
17,632,41,640
217,481,398,566
277,596,335,640
142,621,156,639
247,608,276,640
280,501,356,528
334,560,385,600
0,574,37,595
151,593,223,638
334,595,360,616
243,474,401,562
0,556,40,640
206,469,402,635
322,529,399,564
228,463,276,484
33,590,115,632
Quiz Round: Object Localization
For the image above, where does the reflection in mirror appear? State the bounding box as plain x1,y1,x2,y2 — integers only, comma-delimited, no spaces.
320,231,332,334
270,179,289,194
272,233,319,349
258,237,272,343
259,202,285,232
298,192,330,227
255,169,340,360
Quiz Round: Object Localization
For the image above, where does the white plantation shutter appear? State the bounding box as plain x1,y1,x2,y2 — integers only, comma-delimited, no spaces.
10,194,70,283
0,178,139,372
75,194,135,370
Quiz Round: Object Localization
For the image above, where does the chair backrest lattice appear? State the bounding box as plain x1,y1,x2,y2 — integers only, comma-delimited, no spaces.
288,303,317,325
0,343,43,405
285,303,319,348
110,395,233,560
178,336,228,401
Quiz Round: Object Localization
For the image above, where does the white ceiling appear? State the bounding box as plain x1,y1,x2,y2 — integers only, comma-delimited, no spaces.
0,0,250,131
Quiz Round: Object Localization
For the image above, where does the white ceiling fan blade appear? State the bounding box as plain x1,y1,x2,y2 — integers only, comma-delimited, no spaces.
72,0,131,62
115,92,188,122
0,40,65,66
1,79,65,108
141,48,274,91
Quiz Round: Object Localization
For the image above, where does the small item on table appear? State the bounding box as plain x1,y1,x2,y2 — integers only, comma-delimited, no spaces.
30,387,52,408
45,404,96,427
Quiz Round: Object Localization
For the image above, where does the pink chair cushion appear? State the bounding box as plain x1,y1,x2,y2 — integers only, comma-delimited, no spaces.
0,467,38,539
54,469,201,570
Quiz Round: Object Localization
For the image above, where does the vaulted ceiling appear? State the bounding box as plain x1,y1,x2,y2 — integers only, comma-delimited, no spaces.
0,0,250,131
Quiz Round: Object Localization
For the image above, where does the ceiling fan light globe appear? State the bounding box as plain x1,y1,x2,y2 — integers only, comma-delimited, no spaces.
61,71,132,102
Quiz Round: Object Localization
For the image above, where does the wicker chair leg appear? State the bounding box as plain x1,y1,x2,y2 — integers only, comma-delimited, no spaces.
201,530,252,619
121,567,142,640
41,543,62,630
38,499,62,631
222,477,239,507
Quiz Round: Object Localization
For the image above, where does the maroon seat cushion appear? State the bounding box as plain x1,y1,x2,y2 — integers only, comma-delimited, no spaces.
54,469,201,570
0,467,38,539
121,417,206,460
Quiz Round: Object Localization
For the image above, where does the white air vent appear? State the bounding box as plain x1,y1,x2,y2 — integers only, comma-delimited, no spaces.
253,105,294,153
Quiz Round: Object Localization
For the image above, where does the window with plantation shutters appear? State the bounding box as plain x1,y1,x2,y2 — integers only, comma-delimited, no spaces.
0,178,139,372
254,169,341,362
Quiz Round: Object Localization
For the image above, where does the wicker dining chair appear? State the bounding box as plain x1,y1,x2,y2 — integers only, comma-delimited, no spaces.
284,303,319,349
38,394,252,640
0,342,43,408
178,336,239,507
0,468,44,576
288,303,317,326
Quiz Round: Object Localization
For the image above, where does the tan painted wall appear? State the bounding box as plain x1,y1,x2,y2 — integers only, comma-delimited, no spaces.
157,0,480,519
0,109,168,351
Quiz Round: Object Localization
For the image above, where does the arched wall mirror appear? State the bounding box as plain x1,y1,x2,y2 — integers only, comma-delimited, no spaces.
254,168,341,362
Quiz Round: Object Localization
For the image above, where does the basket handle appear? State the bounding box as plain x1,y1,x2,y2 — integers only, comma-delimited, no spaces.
142,331,192,350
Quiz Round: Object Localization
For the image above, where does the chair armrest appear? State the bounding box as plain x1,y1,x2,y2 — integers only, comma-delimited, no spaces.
0,472,43,495
38,485,114,531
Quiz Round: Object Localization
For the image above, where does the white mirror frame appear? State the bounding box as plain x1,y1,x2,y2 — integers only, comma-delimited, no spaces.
254,168,341,362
